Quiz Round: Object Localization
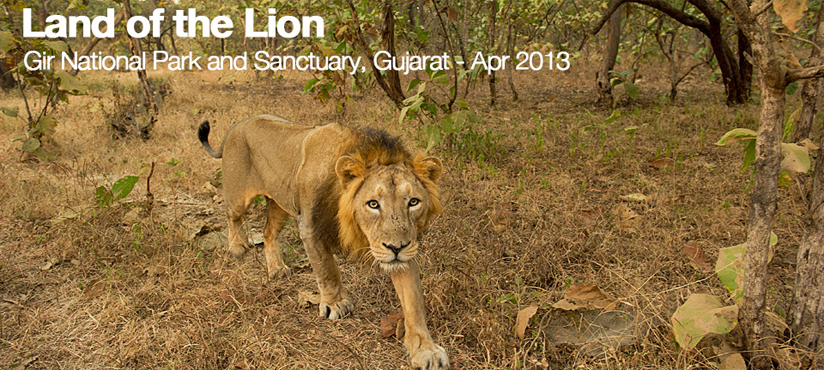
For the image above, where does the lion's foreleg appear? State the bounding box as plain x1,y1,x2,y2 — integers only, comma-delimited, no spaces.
299,220,354,319
390,261,449,369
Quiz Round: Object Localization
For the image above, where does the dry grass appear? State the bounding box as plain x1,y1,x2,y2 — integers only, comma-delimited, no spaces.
0,58,812,369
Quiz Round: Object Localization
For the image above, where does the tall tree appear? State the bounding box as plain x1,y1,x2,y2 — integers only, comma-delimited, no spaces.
595,0,621,106
726,0,824,366
592,0,752,105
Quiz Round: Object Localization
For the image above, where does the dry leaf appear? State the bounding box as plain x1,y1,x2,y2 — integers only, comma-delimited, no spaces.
613,204,641,233
719,353,746,370
684,241,712,272
515,305,539,339
619,193,647,202
552,283,616,311
773,0,808,32
577,209,600,226
381,311,404,338
297,291,320,308
648,157,674,170
770,345,802,370
202,181,219,195
800,138,820,151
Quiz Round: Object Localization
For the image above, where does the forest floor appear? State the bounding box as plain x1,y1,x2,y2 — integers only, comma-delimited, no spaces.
0,57,815,369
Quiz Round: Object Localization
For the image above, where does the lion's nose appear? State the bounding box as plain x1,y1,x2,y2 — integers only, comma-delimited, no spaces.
383,241,410,256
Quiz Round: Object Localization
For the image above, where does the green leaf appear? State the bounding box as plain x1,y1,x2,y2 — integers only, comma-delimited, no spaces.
741,139,756,171
55,71,87,94
716,128,757,146
303,78,319,92
715,243,746,301
424,125,442,153
406,78,421,92
398,106,410,124
780,142,811,174
624,82,639,100
604,110,621,124
21,137,40,152
44,40,68,53
95,186,112,207
786,81,799,95
1,106,18,118
671,294,738,350
0,30,15,53
417,81,427,95
111,175,139,201
440,112,464,134
33,116,56,137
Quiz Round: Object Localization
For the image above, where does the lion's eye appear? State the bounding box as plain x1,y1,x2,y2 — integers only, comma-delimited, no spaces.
367,200,380,209
408,198,421,207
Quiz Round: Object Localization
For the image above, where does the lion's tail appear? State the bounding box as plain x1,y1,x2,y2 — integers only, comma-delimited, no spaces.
198,120,223,158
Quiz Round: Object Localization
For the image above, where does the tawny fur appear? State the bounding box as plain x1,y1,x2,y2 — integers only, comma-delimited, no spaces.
198,115,450,369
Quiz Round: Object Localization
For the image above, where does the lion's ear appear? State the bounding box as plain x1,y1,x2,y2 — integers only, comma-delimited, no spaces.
335,155,365,186
414,156,443,183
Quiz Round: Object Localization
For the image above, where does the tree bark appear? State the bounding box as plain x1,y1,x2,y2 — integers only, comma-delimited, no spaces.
488,1,498,106
123,0,156,115
381,1,405,105
728,1,784,367
506,22,519,102
797,4,824,142
0,62,17,90
791,129,824,359
346,0,404,108
596,1,621,107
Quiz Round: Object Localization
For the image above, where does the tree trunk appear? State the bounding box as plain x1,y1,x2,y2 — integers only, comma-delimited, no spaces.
507,22,518,102
797,5,824,142
488,1,498,106
381,1,405,105
738,28,753,103
123,0,156,115
596,1,621,107
791,129,824,361
346,0,404,108
728,1,785,367
0,62,17,90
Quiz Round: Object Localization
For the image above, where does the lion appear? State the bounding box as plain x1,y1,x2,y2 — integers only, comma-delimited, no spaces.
198,115,449,369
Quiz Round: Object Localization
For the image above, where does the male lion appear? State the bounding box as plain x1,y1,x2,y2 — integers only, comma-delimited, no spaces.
198,115,449,369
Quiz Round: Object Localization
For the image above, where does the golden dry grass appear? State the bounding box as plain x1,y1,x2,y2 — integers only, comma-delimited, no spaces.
0,59,812,369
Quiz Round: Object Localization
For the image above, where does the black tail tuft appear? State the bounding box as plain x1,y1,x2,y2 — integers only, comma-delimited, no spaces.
198,120,222,158
198,120,211,144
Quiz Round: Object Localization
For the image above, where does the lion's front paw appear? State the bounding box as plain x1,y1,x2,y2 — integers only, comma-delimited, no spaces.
267,265,291,280
410,344,449,370
319,298,354,320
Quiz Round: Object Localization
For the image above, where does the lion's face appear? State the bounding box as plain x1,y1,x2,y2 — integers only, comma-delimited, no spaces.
336,155,443,270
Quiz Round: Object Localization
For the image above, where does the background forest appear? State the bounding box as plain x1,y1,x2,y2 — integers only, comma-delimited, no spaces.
1,0,824,368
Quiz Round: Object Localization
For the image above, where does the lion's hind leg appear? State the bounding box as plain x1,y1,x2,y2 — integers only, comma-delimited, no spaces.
264,198,292,279
225,188,254,259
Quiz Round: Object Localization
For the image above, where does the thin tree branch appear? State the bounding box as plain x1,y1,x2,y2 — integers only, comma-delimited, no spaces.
775,31,823,55
787,64,824,83
591,0,710,36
